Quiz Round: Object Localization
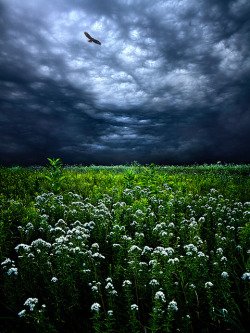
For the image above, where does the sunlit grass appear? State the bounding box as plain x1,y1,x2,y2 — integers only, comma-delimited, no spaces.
0,162,249,332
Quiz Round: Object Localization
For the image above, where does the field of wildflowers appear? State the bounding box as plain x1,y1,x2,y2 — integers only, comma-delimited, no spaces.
0,162,249,332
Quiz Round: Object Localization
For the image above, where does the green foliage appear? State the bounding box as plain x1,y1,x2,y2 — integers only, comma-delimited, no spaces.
45,158,65,193
124,170,136,188
0,162,250,332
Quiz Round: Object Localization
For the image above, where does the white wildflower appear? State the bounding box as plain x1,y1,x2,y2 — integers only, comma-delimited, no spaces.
7,267,18,276
189,220,198,228
168,258,179,264
142,246,153,255
128,245,142,253
205,282,213,288
122,235,132,241
242,272,250,280
24,298,38,311
168,300,178,311
106,277,112,282
1,258,12,266
149,259,158,266
221,272,229,278
153,246,174,256
155,291,166,302
105,282,114,290
92,253,105,259
149,279,159,286
31,238,51,248
184,244,198,252
18,310,26,318
113,244,122,248
135,232,144,238
91,303,101,311
139,261,148,267
131,304,138,311
51,277,58,283
15,244,31,252
122,280,132,287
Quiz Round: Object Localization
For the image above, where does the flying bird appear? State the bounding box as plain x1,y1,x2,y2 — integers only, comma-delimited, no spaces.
84,32,101,45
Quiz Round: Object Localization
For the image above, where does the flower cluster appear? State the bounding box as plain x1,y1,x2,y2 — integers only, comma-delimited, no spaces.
1,174,249,333
1,258,18,276
24,298,39,311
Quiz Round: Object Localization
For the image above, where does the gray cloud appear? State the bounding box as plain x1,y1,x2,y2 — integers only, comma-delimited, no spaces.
0,0,250,165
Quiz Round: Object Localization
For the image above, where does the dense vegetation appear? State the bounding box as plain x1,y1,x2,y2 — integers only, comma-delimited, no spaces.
0,161,249,332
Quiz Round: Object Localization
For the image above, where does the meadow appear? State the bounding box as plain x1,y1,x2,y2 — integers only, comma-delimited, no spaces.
0,160,249,332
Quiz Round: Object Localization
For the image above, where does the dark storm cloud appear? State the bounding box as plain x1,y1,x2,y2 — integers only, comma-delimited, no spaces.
0,0,250,166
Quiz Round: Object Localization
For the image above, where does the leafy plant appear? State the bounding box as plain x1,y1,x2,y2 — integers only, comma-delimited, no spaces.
124,170,136,188
45,158,65,193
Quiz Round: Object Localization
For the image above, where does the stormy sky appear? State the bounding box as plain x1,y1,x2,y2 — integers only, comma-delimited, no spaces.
0,0,250,166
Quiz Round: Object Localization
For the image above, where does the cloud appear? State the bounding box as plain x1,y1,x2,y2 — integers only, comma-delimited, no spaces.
0,0,250,165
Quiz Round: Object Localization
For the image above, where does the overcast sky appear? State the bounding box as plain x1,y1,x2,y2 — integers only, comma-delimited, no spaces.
0,0,250,166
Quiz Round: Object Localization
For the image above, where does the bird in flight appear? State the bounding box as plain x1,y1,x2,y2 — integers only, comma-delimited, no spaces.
84,32,101,45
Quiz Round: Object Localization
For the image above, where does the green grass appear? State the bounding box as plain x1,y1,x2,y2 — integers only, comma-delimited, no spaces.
0,162,249,332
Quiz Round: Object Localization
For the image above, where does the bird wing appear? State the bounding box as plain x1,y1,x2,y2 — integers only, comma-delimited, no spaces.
84,32,92,40
92,38,101,45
